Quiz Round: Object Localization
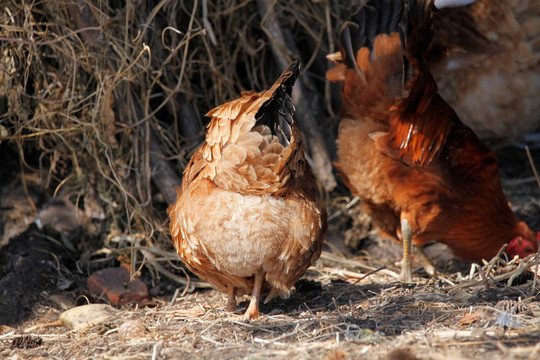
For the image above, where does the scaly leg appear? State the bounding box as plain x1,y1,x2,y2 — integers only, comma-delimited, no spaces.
400,217,413,283
413,245,436,277
242,270,264,321
226,285,236,312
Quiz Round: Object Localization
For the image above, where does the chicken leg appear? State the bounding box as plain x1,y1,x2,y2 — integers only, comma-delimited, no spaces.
243,269,264,320
413,245,436,277
400,217,413,283
227,285,236,312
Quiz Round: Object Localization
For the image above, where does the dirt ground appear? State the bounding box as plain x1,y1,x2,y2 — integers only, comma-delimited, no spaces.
0,145,540,360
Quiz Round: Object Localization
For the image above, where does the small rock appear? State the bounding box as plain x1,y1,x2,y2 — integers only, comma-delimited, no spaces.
60,304,118,331
87,267,150,306
117,319,147,341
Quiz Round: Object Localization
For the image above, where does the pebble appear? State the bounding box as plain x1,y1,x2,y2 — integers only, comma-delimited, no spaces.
59,304,119,331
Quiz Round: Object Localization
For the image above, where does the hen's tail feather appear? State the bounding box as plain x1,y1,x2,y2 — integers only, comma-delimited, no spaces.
255,61,299,147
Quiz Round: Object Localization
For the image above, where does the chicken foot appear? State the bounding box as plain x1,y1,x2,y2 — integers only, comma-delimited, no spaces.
400,217,413,283
242,269,264,321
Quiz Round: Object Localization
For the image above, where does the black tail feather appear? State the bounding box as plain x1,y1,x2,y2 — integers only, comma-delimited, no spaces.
342,0,431,71
255,61,299,147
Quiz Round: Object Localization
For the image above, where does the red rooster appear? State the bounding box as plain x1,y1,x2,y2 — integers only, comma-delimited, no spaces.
327,0,539,282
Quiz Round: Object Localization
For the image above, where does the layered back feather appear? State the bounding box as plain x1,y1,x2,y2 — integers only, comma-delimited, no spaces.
181,61,309,196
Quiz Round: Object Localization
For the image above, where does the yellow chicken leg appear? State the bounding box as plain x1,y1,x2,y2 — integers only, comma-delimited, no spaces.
243,270,264,321
400,217,413,283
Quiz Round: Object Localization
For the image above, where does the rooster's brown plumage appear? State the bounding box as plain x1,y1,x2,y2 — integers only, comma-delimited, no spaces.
327,0,539,282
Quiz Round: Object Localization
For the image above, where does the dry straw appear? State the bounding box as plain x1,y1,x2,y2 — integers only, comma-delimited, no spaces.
0,0,343,285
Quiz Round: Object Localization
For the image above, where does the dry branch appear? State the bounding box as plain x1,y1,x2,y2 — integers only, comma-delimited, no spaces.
149,132,180,205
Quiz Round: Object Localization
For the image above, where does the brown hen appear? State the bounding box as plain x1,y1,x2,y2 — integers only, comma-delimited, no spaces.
327,0,539,282
168,61,327,319
432,0,540,145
